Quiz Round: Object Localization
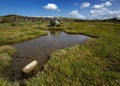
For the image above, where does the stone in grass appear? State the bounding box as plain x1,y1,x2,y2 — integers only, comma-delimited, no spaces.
49,19,62,26
22,60,38,74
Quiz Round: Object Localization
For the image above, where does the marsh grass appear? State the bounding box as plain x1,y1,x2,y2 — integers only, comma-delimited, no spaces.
0,21,120,86
0,45,18,86
0,22,48,45
25,22,120,86
0,46,16,72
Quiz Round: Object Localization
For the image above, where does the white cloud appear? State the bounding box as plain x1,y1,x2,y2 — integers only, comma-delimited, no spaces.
80,2,90,9
102,0,114,2
93,1,112,9
108,10,120,19
90,1,114,19
88,6,120,19
104,1,112,7
69,1,119,20
70,9,120,20
88,8,110,19
93,4,104,9
90,8,109,15
69,10,85,19
43,3,58,10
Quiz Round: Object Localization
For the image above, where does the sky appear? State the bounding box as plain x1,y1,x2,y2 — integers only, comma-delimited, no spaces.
0,0,120,19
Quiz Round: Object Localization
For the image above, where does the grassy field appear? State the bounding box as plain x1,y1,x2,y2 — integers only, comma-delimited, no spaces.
0,21,120,86
0,22,48,45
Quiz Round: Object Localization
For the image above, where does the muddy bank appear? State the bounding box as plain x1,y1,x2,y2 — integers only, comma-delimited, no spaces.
2,30,90,81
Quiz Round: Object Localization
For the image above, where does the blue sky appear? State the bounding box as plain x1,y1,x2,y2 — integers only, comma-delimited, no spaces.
0,0,120,19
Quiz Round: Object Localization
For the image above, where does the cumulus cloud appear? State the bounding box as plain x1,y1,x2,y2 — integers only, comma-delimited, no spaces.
104,1,112,6
93,4,104,9
93,1,112,9
88,1,120,19
80,2,90,9
43,3,58,10
69,1,119,19
90,8,109,15
108,10,120,19
69,10,85,19
88,8,110,19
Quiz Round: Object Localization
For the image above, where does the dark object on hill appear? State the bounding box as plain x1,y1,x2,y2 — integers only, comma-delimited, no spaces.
49,19,63,26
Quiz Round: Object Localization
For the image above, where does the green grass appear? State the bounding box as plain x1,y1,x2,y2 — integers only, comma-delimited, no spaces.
0,21,48,85
0,45,16,73
0,46,19,86
0,21,120,86
0,22,48,45
25,22,120,86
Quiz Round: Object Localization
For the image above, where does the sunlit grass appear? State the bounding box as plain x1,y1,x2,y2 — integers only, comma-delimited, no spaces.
0,22,48,45
25,22,120,86
0,21,120,86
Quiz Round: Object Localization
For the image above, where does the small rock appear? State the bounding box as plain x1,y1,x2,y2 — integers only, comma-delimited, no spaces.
22,60,38,74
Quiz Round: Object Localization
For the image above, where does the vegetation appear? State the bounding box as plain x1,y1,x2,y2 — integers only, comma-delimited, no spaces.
25,22,120,86
0,46,16,72
0,17,120,85
0,22,48,45
0,45,20,86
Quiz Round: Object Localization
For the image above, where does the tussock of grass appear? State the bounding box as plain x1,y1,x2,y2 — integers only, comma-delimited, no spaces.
0,46,19,85
0,53,11,72
0,46,16,56
0,46,16,72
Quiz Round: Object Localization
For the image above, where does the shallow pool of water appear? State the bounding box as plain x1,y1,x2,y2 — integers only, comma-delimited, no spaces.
3,30,90,81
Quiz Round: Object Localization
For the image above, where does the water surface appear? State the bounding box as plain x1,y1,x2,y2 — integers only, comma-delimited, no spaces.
3,31,90,81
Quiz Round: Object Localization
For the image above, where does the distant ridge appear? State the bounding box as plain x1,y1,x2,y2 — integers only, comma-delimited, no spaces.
0,14,120,23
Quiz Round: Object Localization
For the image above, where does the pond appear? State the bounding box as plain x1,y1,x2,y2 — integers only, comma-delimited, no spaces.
3,30,90,81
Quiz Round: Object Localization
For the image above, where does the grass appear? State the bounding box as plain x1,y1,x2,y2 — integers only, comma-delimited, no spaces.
0,46,16,72
0,46,20,86
0,21,48,85
0,21,120,86
0,22,48,45
25,21,120,86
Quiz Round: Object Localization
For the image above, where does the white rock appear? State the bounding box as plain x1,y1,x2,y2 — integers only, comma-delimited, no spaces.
23,60,38,74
